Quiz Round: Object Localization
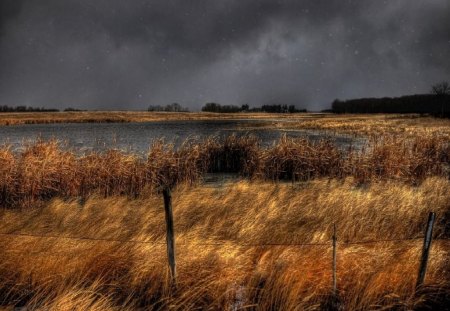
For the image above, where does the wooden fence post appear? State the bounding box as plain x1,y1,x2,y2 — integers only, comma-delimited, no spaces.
162,187,176,286
332,223,337,295
416,212,435,289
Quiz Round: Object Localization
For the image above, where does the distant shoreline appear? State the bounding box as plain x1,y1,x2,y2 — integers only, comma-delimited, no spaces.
0,111,321,127
1,111,449,137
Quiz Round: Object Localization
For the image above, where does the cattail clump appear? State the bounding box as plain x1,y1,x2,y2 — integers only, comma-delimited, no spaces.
0,134,448,208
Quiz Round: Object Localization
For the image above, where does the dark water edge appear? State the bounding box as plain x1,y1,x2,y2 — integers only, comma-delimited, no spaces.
0,119,365,156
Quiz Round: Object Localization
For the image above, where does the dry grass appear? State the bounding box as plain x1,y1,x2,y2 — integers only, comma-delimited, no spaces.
0,179,449,310
0,122,449,309
264,114,450,138
0,111,290,126
0,135,449,208
2,112,450,138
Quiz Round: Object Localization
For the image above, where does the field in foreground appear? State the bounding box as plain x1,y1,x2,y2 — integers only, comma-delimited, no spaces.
0,116,449,310
0,179,449,310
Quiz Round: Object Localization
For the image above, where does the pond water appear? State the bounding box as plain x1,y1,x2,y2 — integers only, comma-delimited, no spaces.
0,119,363,155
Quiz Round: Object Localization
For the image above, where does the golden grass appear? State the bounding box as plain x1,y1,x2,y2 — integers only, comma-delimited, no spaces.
0,122,449,309
263,114,450,138
2,112,450,137
0,135,449,208
0,111,291,126
0,179,449,310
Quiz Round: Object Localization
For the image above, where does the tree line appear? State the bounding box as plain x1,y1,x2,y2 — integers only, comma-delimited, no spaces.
0,105,60,113
332,94,450,116
147,103,189,112
332,81,450,117
0,106,89,113
201,103,307,113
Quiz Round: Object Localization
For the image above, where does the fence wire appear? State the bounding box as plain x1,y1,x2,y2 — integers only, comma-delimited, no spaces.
1,231,447,248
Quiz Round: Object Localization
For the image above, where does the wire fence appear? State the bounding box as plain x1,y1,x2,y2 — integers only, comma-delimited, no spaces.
1,230,448,247
1,211,447,294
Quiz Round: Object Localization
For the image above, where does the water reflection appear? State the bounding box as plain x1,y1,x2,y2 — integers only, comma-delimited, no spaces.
0,120,364,155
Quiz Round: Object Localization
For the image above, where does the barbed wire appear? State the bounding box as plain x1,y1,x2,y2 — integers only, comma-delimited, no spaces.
340,237,424,245
1,231,447,247
0,232,328,247
0,232,160,245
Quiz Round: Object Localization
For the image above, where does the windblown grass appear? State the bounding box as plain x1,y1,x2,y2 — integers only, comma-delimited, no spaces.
0,131,449,309
0,179,449,310
0,135,449,208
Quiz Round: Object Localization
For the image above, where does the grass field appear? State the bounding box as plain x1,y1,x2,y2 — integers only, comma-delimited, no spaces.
0,111,290,126
0,114,449,310
0,180,449,310
1,111,450,137
1,134,448,208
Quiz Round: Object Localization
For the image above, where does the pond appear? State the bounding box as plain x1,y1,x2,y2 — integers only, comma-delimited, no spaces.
0,119,363,155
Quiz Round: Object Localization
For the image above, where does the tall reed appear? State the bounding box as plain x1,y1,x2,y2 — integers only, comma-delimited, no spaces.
0,134,448,208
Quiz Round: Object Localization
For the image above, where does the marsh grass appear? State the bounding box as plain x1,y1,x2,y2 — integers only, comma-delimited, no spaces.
274,114,450,138
0,179,449,310
0,135,448,208
1,112,450,138
0,133,449,309
0,111,288,126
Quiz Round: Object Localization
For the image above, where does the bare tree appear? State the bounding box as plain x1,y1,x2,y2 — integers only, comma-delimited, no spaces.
431,81,450,95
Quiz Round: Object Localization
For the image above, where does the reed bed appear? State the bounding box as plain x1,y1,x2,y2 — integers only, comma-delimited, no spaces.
0,179,449,310
0,134,449,208
0,111,287,126
270,114,450,138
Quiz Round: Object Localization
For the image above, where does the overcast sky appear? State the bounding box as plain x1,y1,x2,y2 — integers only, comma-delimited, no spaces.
0,0,449,111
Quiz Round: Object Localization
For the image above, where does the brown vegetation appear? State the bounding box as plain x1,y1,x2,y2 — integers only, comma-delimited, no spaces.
0,111,287,126
2,112,450,138
0,130,449,309
0,179,449,310
0,135,449,208
285,114,450,137
239,114,450,138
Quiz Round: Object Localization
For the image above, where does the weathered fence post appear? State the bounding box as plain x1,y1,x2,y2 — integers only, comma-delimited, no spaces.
332,223,337,295
162,187,176,286
416,212,435,289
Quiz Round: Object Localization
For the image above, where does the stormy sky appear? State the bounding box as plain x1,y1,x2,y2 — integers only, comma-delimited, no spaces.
0,1,449,111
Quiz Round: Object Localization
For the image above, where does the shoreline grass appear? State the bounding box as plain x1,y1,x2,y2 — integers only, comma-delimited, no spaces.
1,112,450,137
0,111,293,127
0,135,448,208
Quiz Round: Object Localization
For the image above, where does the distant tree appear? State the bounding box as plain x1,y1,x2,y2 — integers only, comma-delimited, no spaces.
330,94,449,117
201,103,241,113
64,107,85,112
148,103,188,112
262,104,284,113
0,105,59,113
148,105,164,111
202,103,221,112
201,103,307,113
248,107,262,112
431,81,450,95
165,103,182,112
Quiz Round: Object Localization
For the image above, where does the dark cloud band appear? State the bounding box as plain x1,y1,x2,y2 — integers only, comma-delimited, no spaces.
0,0,449,110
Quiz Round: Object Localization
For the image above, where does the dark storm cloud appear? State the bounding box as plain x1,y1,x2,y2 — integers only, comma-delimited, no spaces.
0,0,449,110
